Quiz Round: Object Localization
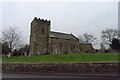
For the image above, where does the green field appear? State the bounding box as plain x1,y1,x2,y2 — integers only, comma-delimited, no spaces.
2,53,119,63
0,58,1,62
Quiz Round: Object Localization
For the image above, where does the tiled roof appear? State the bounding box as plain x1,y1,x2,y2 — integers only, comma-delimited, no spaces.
49,31,79,41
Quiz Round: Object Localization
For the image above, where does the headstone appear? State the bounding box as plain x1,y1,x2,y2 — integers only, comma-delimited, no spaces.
8,52,11,58
38,50,40,55
24,52,27,56
28,53,31,57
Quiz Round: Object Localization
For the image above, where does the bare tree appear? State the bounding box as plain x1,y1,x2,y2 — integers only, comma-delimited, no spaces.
100,42,106,50
2,26,23,52
78,33,98,49
101,28,118,49
79,33,97,44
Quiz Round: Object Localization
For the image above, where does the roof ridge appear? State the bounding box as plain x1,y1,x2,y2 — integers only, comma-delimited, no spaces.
51,31,71,35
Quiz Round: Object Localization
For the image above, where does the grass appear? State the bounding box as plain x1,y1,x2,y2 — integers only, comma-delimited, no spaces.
0,58,1,62
2,53,119,63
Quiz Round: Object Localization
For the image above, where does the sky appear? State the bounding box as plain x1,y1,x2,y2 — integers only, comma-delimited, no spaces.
1,1,118,49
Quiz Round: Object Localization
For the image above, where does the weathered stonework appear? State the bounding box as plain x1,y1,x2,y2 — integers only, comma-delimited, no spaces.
49,38,79,54
79,43,93,53
30,17,50,54
2,62,119,73
30,17,93,55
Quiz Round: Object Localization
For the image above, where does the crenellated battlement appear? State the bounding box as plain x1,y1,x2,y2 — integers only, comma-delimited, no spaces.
33,17,51,25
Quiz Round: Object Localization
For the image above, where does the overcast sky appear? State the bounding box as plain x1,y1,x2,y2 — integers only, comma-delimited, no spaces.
1,1,118,49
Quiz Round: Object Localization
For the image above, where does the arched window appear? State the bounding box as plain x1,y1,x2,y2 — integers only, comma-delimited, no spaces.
42,28,44,33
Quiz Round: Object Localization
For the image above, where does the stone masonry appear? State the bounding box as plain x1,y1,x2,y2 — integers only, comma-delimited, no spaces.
30,17,92,55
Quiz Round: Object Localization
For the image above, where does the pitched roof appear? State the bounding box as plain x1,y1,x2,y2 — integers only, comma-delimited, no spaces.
49,31,79,41
118,37,120,40
79,41,91,45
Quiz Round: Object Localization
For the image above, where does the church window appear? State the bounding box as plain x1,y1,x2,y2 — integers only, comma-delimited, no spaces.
60,43,62,50
70,44,75,51
42,28,44,33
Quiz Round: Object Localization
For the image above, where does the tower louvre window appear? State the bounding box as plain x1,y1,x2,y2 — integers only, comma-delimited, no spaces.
42,28,44,33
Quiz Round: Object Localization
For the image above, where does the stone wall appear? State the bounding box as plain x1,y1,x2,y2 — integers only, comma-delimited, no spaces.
50,38,79,54
79,43,93,53
2,62,119,73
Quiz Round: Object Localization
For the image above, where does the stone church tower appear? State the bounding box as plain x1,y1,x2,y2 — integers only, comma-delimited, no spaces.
30,17,51,55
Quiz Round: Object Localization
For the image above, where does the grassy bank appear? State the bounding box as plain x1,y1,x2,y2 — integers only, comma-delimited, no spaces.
2,53,118,63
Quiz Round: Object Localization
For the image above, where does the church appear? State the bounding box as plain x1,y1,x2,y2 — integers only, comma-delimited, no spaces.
30,17,93,55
